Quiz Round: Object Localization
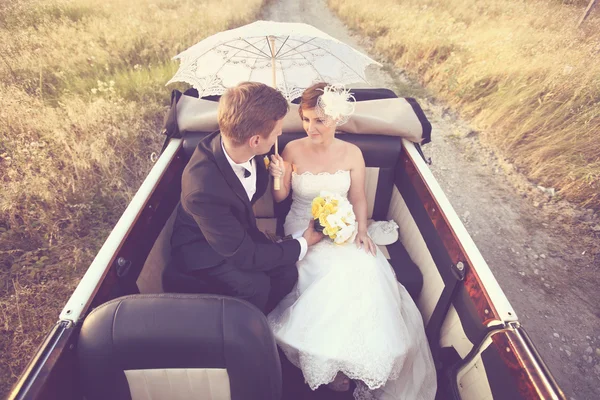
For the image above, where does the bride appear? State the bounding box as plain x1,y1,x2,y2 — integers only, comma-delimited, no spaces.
266,83,437,399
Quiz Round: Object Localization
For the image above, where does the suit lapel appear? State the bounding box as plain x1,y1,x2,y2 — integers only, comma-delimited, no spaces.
212,135,256,226
254,154,269,203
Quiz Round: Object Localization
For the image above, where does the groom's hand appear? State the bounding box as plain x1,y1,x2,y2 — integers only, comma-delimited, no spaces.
302,219,324,246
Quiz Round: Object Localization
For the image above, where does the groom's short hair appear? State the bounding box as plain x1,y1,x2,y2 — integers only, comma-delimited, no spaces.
218,82,288,146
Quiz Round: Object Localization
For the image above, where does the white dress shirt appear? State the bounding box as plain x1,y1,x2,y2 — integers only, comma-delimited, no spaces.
221,140,256,201
221,140,307,260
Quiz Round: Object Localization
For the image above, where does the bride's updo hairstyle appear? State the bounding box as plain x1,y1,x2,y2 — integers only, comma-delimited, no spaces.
298,82,328,119
299,82,356,127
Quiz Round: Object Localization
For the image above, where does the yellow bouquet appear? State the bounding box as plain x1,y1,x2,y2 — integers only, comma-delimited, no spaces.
311,191,358,244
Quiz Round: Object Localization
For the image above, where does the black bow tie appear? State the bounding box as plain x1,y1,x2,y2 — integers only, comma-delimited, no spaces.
244,168,251,178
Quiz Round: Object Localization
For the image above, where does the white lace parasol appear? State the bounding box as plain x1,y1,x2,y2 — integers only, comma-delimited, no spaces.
166,20,381,101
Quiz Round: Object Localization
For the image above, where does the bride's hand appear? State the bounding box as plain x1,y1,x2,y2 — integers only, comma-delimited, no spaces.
269,154,286,178
355,230,376,256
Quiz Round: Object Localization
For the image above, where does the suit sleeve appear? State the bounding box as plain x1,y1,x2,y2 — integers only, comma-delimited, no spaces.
183,189,301,271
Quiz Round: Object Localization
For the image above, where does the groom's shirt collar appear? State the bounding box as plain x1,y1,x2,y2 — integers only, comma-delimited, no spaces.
221,139,256,201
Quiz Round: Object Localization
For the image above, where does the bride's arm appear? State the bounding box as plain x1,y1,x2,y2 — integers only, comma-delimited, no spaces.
348,145,377,255
270,145,293,203
348,146,368,231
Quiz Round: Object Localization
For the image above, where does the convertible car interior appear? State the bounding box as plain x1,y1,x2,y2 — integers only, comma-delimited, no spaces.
8,88,564,400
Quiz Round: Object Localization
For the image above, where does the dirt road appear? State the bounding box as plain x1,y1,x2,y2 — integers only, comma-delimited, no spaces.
262,1,600,399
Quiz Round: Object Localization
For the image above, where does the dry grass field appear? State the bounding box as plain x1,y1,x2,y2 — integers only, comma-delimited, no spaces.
329,0,600,209
0,0,264,395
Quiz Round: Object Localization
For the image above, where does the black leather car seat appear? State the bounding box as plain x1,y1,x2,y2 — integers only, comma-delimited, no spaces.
77,294,282,400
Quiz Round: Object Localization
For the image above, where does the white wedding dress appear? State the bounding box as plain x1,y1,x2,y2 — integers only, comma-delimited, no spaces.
267,170,437,400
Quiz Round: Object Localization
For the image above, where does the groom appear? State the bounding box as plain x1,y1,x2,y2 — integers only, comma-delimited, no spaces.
167,82,322,314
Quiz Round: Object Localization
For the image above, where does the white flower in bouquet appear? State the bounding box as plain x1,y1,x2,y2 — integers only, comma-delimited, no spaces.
311,191,358,244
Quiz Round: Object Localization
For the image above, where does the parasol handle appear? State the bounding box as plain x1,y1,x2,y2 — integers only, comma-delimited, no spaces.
269,35,281,191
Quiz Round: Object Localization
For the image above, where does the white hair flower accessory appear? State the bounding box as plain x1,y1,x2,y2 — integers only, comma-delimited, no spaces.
314,85,356,127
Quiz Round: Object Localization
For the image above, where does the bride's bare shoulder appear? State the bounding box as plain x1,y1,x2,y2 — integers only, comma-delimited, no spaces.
282,137,307,159
337,140,364,169
285,138,308,153
339,140,362,157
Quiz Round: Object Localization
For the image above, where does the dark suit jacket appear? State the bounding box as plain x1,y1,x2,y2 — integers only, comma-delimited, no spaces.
171,131,301,272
